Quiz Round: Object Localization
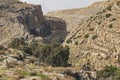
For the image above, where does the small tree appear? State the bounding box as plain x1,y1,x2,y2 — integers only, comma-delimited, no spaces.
8,38,26,49
38,44,70,67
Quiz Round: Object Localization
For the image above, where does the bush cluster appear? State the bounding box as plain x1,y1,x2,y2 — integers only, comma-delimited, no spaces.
84,34,89,38
116,1,120,6
9,38,70,67
97,65,120,79
106,4,113,11
89,28,94,31
106,14,112,18
38,44,69,67
92,35,98,40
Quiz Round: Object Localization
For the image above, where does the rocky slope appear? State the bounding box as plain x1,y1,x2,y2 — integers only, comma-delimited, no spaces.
0,0,50,46
46,0,120,70
0,0,120,80
0,0,68,46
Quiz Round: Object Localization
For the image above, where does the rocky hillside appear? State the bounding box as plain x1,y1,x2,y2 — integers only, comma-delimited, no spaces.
0,0,68,46
46,0,120,70
1,0,120,80
0,0,51,46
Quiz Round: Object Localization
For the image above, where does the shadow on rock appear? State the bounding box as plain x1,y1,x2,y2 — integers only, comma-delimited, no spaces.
43,16,68,44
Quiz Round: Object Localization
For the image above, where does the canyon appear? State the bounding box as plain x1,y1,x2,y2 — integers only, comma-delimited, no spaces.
0,0,120,80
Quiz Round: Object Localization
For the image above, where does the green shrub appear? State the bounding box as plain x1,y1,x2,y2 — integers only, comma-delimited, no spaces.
66,39,72,43
30,71,38,76
111,18,117,21
24,42,39,55
116,1,120,6
89,28,94,31
97,66,120,79
117,54,120,63
38,44,70,67
38,73,49,80
108,24,113,28
21,71,30,77
9,38,38,55
107,6,112,11
106,4,113,11
52,35,65,43
84,34,89,38
97,65,117,78
73,35,82,39
8,38,26,50
75,41,78,45
106,14,112,18
113,68,120,80
9,38,70,67
92,35,98,40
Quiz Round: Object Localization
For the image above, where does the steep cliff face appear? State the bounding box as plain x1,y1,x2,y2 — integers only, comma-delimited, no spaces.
46,0,120,70
43,16,67,43
0,0,50,45
16,5,50,36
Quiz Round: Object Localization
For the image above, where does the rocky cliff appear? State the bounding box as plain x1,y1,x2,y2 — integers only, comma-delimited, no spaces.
46,0,120,70
0,0,50,46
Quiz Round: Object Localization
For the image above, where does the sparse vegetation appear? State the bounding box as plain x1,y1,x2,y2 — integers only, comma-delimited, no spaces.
75,41,78,45
97,65,120,80
38,73,49,80
84,34,89,38
97,65,117,78
53,35,66,43
117,54,120,63
92,35,98,40
108,24,113,28
113,68,120,80
9,38,70,67
21,71,30,77
116,1,120,7
66,39,72,44
73,36,82,39
106,14,112,18
38,44,70,67
30,71,38,76
89,28,94,31
8,38,26,50
111,18,117,21
16,69,49,80
106,4,113,11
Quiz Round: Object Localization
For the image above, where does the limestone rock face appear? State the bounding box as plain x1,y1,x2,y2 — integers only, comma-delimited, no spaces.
44,16,68,43
0,0,49,46
46,0,120,69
